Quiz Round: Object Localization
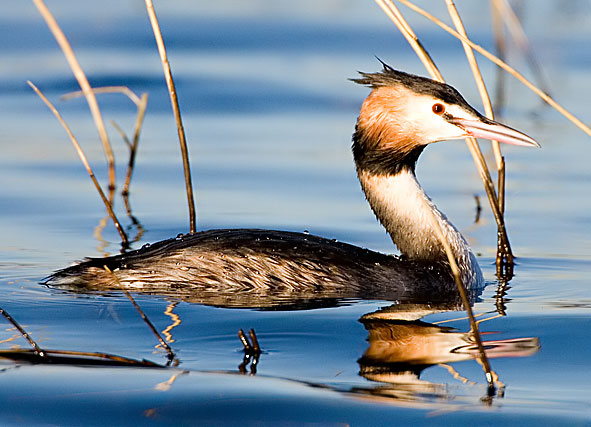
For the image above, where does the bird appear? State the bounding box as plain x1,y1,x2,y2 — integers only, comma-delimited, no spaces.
45,62,539,309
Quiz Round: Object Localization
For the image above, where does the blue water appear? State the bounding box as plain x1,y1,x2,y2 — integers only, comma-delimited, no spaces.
1,1,591,425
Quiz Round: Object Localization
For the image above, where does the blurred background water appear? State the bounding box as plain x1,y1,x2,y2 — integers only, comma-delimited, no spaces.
1,0,590,425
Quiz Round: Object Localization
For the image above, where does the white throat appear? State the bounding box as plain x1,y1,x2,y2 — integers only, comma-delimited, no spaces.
358,168,481,285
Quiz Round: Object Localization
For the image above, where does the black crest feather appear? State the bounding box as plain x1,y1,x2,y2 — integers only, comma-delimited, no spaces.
350,58,473,108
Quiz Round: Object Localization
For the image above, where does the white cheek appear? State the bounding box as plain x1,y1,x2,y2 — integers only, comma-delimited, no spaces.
432,119,466,142
411,112,465,143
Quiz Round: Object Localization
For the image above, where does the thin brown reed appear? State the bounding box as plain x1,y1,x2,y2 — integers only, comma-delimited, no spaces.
33,0,117,191
144,0,197,234
62,86,142,105
28,81,129,247
445,0,509,264
0,307,45,357
490,0,507,114
64,86,149,199
445,1,503,169
125,93,149,196
0,307,162,367
493,0,550,96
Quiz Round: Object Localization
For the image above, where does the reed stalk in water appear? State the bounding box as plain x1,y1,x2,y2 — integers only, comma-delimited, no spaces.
0,307,45,357
444,0,511,269
238,329,261,374
445,1,504,187
0,306,162,367
446,1,503,168
144,0,197,234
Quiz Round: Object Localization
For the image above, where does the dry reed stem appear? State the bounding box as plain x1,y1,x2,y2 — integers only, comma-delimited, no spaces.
496,157,507,269
498,157,505,215
0,309,159,366
144,0,197,234
0,307,45,357
495,0,550,96
238,329,251,350
106,90,148,243
445,0,502,170
249,328,261,353
28,81,129,247
120,93,149,197
33,0,117,190
445,1,511,265
375,0,441,78
463,138,513,263
21,349,161,366
125,93,149,195
490,0,507,113
62,86,142,106
111,117,147,243
394,0,591,137
376,0,495,389
75,86,148,243
111,121,132,148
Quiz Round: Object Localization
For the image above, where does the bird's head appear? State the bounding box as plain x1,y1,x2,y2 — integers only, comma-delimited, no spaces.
351,61,538,174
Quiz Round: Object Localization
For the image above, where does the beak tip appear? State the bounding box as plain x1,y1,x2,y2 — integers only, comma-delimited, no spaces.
454,117,540,149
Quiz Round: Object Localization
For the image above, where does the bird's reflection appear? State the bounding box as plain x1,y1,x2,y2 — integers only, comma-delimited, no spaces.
354,303,539,403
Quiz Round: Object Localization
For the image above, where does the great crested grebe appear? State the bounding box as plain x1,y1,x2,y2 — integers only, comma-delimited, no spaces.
46,63,538,308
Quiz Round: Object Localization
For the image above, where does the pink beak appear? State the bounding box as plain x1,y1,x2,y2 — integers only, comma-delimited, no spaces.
450,117,540,148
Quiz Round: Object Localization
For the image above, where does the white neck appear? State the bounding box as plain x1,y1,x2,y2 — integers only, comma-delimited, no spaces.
358,168,482,285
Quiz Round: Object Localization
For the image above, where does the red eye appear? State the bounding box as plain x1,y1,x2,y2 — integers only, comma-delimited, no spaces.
432,103,445,115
